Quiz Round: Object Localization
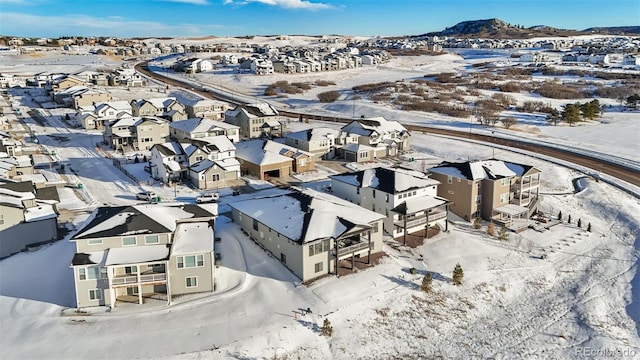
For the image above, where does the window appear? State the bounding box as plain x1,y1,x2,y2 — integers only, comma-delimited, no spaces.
253,219,259,231
125,266,138,274
122,237,136,246
502,178,510,186
186,276,198,288
79,267,102,280
280,253,286,264
315,262,323,273
0,213,5,225
309,240,330,256
476,195,482,205
87,239,103,245
177,255,204,268
145,235,159,244
372,190,376,198
212,173,220,182
88,289,102,301
372,221,379,233
385,194,389,203
500,193,510,203
412,191,417,196
477,182,482,189
356,188,360,195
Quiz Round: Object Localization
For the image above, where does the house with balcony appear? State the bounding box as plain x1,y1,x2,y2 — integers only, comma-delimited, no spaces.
170,117,240,143
224,103,283,139
330,166,449,239
339,116,410,158
229,187,384,282
0,186,58,258
429,159,541,229
77,100,132,130
103,116,170,151
70,203,218,308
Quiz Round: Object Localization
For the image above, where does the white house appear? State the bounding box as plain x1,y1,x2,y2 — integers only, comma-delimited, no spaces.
330,166,449,239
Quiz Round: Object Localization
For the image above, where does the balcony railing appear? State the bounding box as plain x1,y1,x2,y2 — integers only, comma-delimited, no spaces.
394,211,447,228
334,241,371,257
111,273,167,286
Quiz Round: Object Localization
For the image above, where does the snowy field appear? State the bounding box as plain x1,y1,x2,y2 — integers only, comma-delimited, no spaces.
1,41,639,359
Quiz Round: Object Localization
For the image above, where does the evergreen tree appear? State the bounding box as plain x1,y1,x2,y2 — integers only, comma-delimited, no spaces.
587,223,592,232
577,218,582,228
321,318,333,337
561,103,581,126
498,225,508,241
558,211,563,221
473,217,482,229
452,263,464,285
421,273,433,293
626,94,640,109
487,222,496,236
580,99,601,120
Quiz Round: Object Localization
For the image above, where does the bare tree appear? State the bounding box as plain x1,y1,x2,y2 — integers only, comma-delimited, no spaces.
502,116,518,129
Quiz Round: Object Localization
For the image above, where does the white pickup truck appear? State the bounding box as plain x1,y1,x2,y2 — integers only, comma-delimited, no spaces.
196,193,219,204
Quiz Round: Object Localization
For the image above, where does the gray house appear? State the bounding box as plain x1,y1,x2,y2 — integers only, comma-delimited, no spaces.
70,203,218,308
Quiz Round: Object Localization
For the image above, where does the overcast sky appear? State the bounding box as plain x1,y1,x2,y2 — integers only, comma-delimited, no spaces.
0,0,638,38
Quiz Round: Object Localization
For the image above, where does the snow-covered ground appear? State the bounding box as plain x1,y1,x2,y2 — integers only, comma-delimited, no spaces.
1,44,639,359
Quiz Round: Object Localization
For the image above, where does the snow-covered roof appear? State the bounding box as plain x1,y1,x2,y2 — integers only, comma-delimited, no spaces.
392,196,449,215
340,143,375,153
430,160,537,181
72,204,217,240
23,203,57,222
105,245,170,266
0,187,34,208
341,116,407,137
286,127,340,142
171,221,214,255
229,187,384,244
201,135,235,152
235,139,292,166
169,117,237,134
494,204,529,216
331,166,438,194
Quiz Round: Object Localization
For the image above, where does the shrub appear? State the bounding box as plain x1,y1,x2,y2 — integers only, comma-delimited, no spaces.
315,80,336,86
501,116,518,129
473,217,482,229
492,93,516,107
321,318,333,337
537,82,584,99
421,273,433,293
410,267,417,275
452,264,464,285
498,81,523,93
486,222,496,236
291,82,311,90
318,90,340,103
498,225,508,241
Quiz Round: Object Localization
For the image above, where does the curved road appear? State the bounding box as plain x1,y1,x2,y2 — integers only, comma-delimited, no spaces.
136,62,640,191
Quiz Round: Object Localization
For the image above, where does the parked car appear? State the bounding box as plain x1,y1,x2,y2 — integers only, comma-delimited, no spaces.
136,191,158,202
196,193,219,204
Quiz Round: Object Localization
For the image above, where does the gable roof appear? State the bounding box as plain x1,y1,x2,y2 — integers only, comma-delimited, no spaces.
72,203,217,240
330,166,439,194
229,187,384,244
430,159,537,181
